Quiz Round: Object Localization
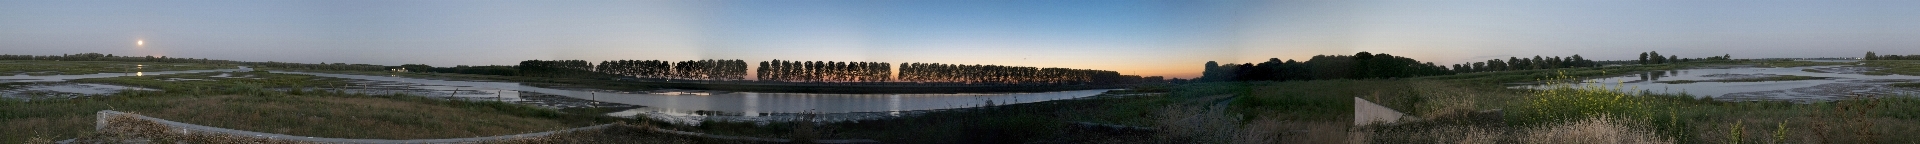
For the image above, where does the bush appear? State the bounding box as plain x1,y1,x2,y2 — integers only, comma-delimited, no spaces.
1510,71,1657,126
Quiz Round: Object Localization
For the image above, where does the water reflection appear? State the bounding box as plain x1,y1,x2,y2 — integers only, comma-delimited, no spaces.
0,67,245,82
273,71,1112,114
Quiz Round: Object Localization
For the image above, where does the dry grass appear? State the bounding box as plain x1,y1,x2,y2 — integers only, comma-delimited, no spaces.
1153,104,1346,144
1406,81,1511,120
1365,116,1669,144
87,113,318,144
1521,116,1671,144
1415,126,1502,144
1,115,92,143
84,113,737,144
483,122,760,144
130,95,573,139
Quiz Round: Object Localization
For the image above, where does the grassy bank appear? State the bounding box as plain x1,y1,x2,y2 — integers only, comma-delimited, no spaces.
1863,60,1920,76
0,60,230,76
0,71,631,142
1894,82,1920,88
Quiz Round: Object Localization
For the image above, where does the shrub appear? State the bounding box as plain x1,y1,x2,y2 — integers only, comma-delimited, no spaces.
1511,71,1656,126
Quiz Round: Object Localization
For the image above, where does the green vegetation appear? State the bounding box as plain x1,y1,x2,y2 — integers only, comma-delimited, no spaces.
0,60,231,76
70,71,347,93
1892,82,1920,88
0,71,633,142
12,55,1920,143
1363,72,1920,143
1863,60,1920,76
1753,60,1851,68
1416,64,1685,84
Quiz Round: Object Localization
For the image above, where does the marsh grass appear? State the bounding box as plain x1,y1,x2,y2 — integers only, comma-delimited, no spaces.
1227,81,1357,121
84,114,727,144
1891,82,1920,88
1520,115,1671,144
133,94,574,139
0,60,230,76
1367,69,1920,143
1863,60,1920,76
1510,72,1663,126
0,71,631,142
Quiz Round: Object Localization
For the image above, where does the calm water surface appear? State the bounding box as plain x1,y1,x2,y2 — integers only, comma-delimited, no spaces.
272,71,1112,114
1520,61,1920,102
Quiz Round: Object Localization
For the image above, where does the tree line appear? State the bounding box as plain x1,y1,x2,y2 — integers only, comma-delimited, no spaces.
1865,51,1920,60
897,63,1135,85
1200,52,1453,82
758,60,891,83
664,59,748,81
0,53,230,64
517,60,597,78
397,64,519,76
1451,54,1599,73
593,60,673,80
250,61,387,71
1639,51,1732,65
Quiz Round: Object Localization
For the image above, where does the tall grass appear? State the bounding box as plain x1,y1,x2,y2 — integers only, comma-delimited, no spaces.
1520,115,1672,144
1,72,632,142
1862,60,1920,76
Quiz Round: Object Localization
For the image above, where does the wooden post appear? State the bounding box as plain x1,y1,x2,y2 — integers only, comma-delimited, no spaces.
450,88,459,97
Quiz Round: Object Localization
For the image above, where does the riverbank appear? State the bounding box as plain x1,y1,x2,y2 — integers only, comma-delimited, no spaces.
269,68,1130,94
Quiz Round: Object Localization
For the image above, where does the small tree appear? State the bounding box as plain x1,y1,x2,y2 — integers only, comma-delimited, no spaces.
1866,51,1878,60
1639,52,1649,65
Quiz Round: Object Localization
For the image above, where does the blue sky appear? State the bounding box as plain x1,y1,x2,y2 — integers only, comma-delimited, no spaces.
4,0,1919,78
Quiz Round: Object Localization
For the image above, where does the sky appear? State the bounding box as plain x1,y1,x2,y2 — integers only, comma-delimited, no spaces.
4,0,1920,79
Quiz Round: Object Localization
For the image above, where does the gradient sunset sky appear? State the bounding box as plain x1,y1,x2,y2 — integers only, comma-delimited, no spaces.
5,0,1919,78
